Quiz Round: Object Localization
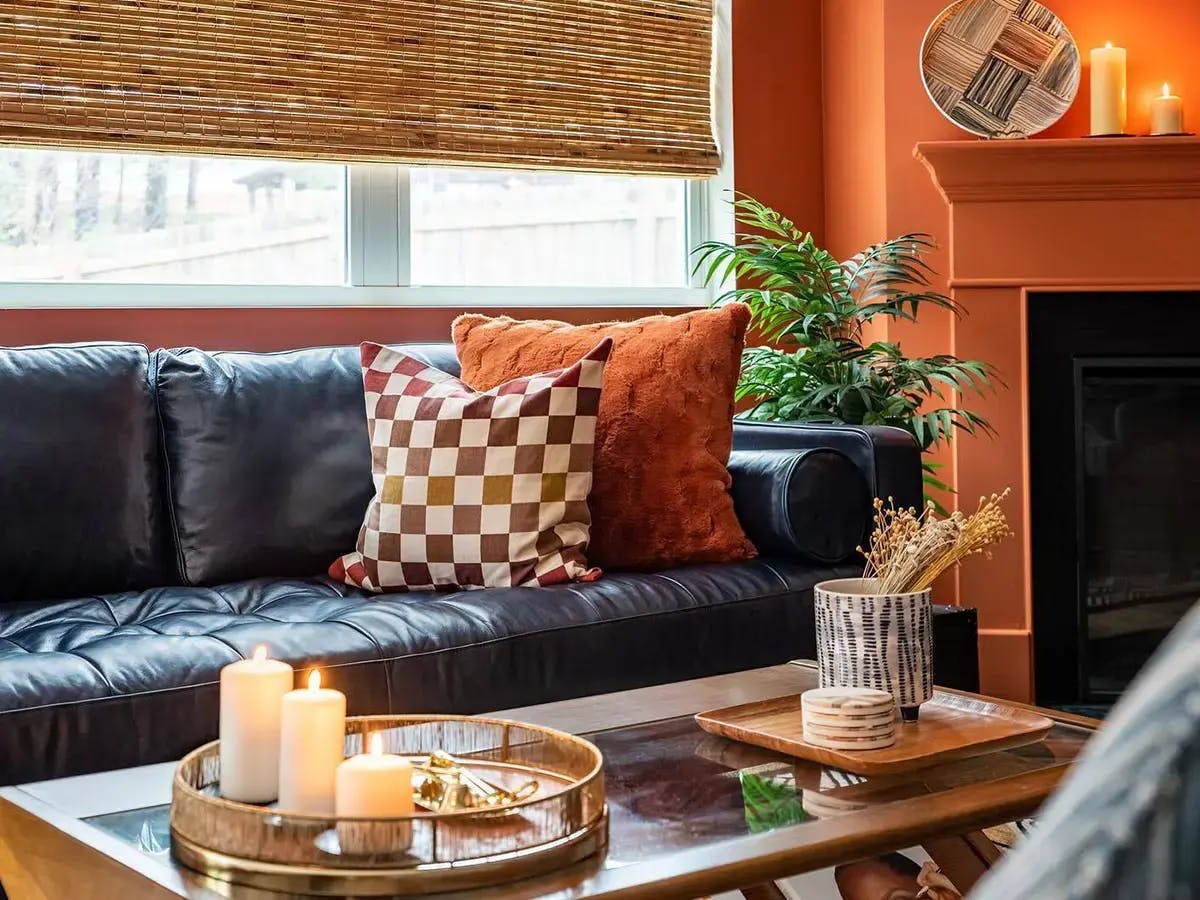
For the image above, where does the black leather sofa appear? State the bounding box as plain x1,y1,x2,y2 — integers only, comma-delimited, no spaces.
0,342,978,786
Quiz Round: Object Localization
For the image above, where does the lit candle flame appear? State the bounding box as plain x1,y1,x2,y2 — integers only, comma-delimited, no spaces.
1164,82,1173,98
308,669,321,691
369,733,384,756
252,644,268,662
1105,41,1113,49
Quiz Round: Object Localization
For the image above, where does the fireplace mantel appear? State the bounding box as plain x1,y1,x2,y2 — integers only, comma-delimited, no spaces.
915,137,1200,293
914,137,1200,702
917,136,1200,203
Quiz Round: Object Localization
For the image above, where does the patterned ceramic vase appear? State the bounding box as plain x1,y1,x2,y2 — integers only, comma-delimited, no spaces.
814,577,934,720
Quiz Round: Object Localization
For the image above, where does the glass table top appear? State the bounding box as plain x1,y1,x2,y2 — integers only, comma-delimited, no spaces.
85,712,1093,872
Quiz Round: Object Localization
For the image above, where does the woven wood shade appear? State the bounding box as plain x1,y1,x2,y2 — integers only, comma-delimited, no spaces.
0,0,720,177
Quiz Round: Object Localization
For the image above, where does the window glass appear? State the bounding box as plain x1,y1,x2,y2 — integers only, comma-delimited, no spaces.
0,150,346,284
409,168,688,287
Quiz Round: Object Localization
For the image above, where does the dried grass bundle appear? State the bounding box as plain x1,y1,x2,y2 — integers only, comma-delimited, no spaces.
859,490,1012,594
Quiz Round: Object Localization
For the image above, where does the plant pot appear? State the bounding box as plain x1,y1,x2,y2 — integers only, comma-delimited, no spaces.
813,578,934,721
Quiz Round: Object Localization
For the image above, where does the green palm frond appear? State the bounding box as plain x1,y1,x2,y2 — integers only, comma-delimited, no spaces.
694,195,999,499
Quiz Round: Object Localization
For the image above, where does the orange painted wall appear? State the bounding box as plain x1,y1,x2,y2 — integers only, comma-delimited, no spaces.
822,0,886,263
1042,0,1200,139
824,0,1200,380
0,3,827,351
0,306,679,352
821,0,1200,698
733,0,826,243
824,0,1200,373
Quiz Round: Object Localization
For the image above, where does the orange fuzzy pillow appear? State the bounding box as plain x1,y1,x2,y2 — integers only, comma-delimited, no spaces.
452,306,756,571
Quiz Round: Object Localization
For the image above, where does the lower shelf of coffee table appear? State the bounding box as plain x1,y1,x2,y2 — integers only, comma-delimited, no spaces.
694,690,1053,775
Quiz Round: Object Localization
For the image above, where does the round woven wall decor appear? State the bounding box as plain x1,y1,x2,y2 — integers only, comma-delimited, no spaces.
921,0,1080,139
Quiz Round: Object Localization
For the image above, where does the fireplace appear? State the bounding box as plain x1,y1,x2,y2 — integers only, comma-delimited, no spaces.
1029,292,1200,706
915,136,1200,702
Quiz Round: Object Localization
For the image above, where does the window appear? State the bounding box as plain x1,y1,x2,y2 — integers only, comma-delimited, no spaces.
409,169,688,288
0,150,346,285
0,153,713,300
0,0,731,305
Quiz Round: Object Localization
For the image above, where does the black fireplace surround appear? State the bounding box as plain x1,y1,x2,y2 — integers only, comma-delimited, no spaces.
1029,291,1200,706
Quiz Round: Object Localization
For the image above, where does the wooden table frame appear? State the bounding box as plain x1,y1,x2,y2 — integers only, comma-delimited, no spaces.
0,663,1100,899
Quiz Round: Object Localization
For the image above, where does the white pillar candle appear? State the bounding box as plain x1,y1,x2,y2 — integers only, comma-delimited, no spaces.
1090,42,1127,135
1151,83,1185,134
219,645,293,803
278,669,347,815
335,732,415,854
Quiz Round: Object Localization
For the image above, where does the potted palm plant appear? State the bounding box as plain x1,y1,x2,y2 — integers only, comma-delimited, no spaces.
693,195,998,505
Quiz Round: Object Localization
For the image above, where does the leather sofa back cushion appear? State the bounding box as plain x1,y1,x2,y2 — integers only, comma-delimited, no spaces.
0,343,170,602
453,307,757,570
155,344,463,585
155,346,373,584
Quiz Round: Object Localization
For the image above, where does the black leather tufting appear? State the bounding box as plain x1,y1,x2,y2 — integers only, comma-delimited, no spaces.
0,558,855,784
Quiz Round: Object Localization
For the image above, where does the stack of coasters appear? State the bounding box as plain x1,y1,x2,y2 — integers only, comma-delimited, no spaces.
801,687,897,751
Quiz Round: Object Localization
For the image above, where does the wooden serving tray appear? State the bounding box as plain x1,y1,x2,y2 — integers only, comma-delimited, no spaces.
694,691,1053,775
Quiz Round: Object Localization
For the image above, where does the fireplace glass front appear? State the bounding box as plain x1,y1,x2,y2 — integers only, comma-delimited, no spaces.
1078,361,1200,698
1029,292,1200,706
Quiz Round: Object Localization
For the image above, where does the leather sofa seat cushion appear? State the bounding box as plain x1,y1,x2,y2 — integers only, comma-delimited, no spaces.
0,558,855,784
0,343,170,603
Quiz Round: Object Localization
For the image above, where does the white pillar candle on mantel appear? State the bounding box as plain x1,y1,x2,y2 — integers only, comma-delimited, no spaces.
335,732,415,854
219,645,293,803
1091,42,1127,135
1151,83,1185,134
278,669,347,815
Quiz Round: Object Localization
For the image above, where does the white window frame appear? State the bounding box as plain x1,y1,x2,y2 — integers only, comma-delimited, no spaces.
0,0,733,310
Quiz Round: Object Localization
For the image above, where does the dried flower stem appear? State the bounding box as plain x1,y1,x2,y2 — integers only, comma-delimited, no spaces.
860,489,1012,594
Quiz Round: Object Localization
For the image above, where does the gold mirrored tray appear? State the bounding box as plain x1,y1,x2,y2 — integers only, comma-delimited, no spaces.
169,715,607,896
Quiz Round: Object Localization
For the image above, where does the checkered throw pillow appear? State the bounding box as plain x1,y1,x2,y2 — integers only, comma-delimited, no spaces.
330,338,612,592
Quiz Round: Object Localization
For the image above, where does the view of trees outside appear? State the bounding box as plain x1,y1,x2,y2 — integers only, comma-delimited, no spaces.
410,169,688,287
0,150,345,283
0,151,690,288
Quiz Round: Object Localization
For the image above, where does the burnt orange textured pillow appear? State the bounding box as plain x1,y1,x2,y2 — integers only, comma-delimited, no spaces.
453,306,757,571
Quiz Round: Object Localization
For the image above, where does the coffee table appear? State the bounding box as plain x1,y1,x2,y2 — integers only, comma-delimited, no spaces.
0,662,1097,899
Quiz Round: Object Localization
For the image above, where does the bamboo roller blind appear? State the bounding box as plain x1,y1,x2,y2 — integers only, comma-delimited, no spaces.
0,0,720,176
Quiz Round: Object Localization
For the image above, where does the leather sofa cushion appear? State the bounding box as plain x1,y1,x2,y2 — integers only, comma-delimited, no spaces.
0,559,980,785
0,558,853,783
728,449,871,562
0,343,170,603
733,421,922,514
153,344,469,586
155,345,374,584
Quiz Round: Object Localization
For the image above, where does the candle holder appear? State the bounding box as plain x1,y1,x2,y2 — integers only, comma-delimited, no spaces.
169,715,607,896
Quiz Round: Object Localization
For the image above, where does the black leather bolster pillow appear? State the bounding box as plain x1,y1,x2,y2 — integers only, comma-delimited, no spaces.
728,448,871,563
